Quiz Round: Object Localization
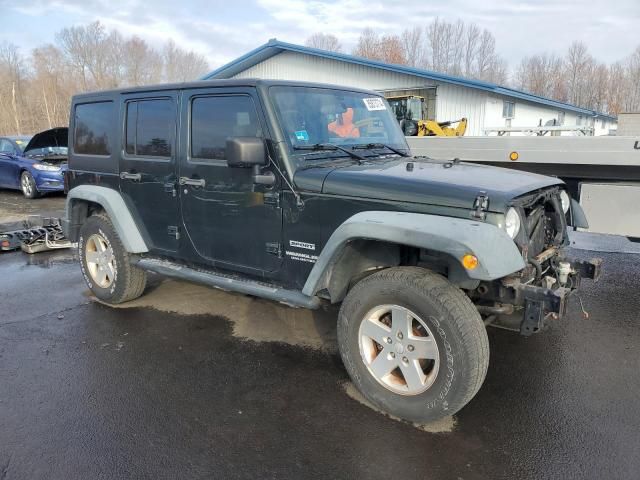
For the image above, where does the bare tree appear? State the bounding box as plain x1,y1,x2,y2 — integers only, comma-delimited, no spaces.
565,41,593,106
163,39,209,83
353,29,406,65
401,26,425,67
353,28,380,60
414,19,507,84
0,42,26,134
305,33,342,52
0,22,210,135
515,53,566,100
122,36,163,86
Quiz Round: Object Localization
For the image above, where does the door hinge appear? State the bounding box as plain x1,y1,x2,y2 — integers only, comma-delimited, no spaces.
167,226,180,239
265,242,283,257
472,191,489,220
263,192,281,208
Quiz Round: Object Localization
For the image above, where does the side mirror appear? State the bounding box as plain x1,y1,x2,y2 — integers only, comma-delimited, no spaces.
226,137,267,168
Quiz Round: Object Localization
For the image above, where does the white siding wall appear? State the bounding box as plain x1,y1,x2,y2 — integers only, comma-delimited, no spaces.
231,51,616,136
232,51,436,90
434,84,487,136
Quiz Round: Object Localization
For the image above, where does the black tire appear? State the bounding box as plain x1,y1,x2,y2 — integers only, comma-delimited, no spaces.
20,171,40,199
78,212,147,304
338,267,489,423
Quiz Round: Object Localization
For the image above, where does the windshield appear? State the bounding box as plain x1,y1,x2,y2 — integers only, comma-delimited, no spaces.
270,86,409,160
13,137,32,153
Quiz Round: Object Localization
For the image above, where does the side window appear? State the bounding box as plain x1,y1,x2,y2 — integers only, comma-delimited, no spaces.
74,102,113,155
0,140,15,154
190,95,262,162
125,98,173,157
502,101,515,119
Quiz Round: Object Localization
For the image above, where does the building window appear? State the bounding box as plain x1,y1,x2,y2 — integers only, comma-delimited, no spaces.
502,101,515,119
74,102,113,156
577,115,583,126
190,95,262,162
125,98,174,157
558,111,565,125
601,119,606,129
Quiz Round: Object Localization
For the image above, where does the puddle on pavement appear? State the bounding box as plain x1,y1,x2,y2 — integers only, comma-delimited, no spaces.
342,381,456,433
98,279,337,350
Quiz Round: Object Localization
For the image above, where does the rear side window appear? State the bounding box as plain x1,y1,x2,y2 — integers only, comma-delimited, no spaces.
74,102,113,155
125,98,173,157
191,95,262,161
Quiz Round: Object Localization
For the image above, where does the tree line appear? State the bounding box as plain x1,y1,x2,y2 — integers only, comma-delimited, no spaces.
1,19,638,136
306,19,640,116
0,21,209,136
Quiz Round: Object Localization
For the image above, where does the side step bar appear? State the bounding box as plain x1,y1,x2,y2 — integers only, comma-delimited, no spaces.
135,258,322,309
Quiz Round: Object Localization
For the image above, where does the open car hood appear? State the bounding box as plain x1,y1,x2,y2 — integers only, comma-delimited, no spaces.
23,127,68,153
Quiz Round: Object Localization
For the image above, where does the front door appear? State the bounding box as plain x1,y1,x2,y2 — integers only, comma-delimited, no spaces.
0,139,19,188
119,92,180,253
178,87,283,274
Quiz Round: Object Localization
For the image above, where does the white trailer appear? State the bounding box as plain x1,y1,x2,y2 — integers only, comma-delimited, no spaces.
406,136,640,238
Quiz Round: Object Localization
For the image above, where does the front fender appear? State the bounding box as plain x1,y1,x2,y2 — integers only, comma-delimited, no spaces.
301,211,525,297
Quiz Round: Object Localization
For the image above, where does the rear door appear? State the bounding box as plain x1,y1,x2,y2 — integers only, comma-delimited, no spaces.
119,92,180,253
178,87,283,274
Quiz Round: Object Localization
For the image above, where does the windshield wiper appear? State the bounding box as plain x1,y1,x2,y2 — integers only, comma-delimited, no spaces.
293,143,366,163
352,143,411,157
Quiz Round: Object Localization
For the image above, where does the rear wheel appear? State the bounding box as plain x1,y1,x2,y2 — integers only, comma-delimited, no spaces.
20,171,39,199
78,213,147,304
338,267,489,423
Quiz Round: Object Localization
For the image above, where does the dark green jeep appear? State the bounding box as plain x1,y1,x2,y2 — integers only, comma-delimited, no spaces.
63,80,600,423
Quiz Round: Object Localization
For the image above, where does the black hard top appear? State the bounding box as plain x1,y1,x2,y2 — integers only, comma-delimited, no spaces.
71,79,382,101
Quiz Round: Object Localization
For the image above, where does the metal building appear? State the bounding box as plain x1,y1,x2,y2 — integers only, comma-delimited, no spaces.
203,39,617,136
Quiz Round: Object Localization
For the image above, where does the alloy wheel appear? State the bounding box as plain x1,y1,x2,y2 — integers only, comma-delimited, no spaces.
85,233,116,288
358,304,440,395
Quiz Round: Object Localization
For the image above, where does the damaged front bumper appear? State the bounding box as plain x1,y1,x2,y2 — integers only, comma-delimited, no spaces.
474,254,602,336
516,257,601,335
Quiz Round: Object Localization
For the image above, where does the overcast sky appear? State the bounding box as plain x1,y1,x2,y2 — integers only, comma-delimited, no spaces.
1,0,638,71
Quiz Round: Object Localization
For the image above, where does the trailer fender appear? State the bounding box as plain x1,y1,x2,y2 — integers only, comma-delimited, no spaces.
570,198,589,229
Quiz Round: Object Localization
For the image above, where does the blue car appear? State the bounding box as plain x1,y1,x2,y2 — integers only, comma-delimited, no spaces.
0,127,68,198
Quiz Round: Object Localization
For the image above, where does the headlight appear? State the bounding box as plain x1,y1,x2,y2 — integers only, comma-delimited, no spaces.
559,190,570,213
505,207,521,239
32,163,61,172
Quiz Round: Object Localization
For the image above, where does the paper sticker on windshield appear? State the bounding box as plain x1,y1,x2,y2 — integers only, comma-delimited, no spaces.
295,130,309,141
15,140,24,145
363,97,386,111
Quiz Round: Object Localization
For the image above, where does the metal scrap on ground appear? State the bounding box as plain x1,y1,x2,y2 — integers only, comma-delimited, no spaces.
0,216,72,253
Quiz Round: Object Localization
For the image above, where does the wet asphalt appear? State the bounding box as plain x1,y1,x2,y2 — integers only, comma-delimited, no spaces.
1,191,639,479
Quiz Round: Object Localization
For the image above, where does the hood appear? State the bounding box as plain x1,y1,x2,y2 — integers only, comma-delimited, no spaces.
294,158,563,212
23,127,68,154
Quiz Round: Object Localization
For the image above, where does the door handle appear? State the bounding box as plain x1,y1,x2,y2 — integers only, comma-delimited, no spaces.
179,177,206,187
120,171,142,181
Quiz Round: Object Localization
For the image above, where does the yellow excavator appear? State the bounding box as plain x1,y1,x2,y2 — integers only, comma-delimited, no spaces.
386,95,467,137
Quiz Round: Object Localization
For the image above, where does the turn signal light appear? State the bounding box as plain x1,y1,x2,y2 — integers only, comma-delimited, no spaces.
462,254,479,270
509,151,519,161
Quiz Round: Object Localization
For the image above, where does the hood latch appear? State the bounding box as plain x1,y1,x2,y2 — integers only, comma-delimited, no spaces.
472,191,489,220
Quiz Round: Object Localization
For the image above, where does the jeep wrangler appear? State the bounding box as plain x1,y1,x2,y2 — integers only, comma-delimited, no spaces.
63,80,601,423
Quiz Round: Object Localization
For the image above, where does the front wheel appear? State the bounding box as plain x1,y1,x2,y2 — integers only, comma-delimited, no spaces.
337,267,489,423
20,171,39,198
